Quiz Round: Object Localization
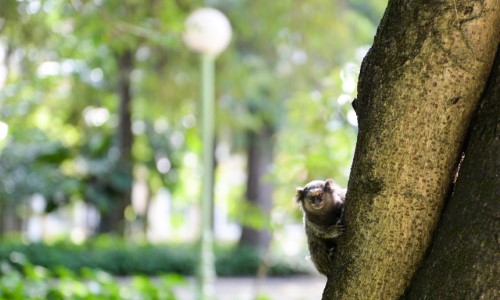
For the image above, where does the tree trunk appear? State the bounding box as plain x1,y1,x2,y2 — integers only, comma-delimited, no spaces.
98,50,134,235
323,1,500,299
0,201,22,237
142,183,151,236
404,48,500,299
0,201,23,237
238,125,275,251
0,201,4,237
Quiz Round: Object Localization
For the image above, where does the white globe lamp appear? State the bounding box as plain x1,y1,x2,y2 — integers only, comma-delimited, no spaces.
183,8,232,57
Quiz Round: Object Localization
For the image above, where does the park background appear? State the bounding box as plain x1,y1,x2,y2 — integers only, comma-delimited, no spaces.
0,0,386,299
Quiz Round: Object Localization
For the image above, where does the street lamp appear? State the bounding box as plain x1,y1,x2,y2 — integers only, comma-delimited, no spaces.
183,7,232,300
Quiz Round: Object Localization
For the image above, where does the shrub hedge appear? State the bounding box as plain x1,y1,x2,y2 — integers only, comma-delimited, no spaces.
0,238,308,277
0,252,184,300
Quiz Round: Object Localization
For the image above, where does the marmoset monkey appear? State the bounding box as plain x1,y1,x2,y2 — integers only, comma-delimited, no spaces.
296,179,346,276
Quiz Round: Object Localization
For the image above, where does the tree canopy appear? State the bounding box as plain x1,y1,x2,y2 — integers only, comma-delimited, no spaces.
0,0,385,237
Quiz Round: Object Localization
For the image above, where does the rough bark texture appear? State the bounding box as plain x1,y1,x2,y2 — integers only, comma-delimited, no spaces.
238,126,275,251
404,48,500,300
323,0,500,299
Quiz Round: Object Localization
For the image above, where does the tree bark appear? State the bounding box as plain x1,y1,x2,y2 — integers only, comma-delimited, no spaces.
404,48,500,300
323,1,500,299
238,125,275,251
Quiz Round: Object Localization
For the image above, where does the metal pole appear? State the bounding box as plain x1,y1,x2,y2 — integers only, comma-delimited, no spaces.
197,53,216,300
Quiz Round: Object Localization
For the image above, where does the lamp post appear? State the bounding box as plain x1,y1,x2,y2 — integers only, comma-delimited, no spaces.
183,8,232,300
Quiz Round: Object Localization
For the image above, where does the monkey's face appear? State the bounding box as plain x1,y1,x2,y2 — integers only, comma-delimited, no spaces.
296,179,334,212
303,190,327,211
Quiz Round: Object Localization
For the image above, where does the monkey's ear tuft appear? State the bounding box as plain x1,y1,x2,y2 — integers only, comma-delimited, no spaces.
324,179,334,191
296,187,304,202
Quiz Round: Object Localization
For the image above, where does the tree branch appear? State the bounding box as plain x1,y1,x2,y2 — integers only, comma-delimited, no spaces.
323,1,500,298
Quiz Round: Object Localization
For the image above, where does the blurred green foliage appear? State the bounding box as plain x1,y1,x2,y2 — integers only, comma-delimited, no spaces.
0,0,387,235
0,237,308,277
0,0,194,223
0,251,184,300
0,3,389,298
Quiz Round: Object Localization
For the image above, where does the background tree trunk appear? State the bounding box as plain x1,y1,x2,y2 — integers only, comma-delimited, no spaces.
238,125,275,251
0,202,22,236
404,48,500,299
98,50,134,234
323,1,500,299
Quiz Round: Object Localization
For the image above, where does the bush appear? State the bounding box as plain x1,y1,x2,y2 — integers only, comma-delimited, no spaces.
215,246,308,277
216,247,261,276
0,241,198,276
0,238,308,277
0,252,184,300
